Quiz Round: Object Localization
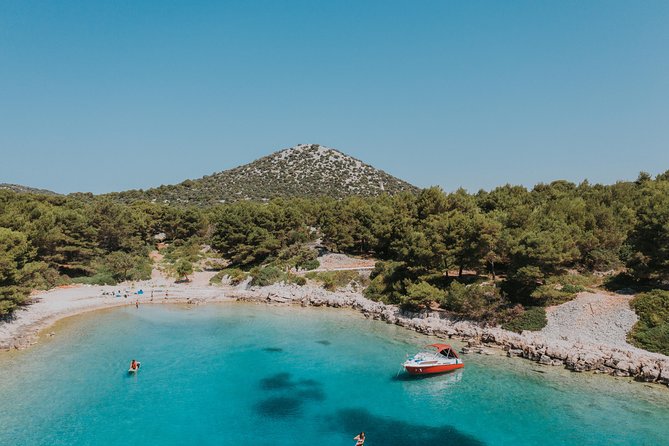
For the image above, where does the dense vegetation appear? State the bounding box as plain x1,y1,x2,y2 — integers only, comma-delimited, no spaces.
205,173,669,333
628,290,669,355
2,170,669,351
0,191,206,316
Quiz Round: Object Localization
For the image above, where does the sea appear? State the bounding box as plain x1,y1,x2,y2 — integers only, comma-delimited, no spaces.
1,303,668,446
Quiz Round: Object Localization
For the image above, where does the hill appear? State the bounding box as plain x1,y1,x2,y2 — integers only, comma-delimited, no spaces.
0,183,59,196
109,144,418,205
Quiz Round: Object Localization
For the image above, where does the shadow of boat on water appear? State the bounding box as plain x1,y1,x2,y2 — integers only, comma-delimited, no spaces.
391,369,464,383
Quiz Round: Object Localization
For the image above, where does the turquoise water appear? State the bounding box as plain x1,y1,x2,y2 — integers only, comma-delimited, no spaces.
1,304,669,446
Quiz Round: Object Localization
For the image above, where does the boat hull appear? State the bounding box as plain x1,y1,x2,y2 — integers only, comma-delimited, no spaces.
404,363,464,375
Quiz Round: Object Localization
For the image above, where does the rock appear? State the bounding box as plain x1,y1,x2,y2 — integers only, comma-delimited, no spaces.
616,361,634,374
539,354,552,365
226,283,669,385
658,365,669,385
595,365,615,374
545,346,569,360
640,365,660,382
461,346,484,355
507,349,523,357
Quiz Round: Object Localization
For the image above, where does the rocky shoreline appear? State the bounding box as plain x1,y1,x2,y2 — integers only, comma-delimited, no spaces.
233,283,669,388
2,276,668,389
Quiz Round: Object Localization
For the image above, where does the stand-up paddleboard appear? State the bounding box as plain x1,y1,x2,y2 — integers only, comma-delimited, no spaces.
128,362,141,373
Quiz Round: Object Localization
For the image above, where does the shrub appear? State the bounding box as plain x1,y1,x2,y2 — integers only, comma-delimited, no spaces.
441,282,503,321
281,245,319,270
561,284,585,294
530,285,573,306
502,266,545,304
530,275,592,305
203,259,226,271
628,290,669,355
629,324,669,356
302,259,320,271
322,271,360,291
289,275,307,286
0,286,30,317
163,240,203,264
363,261,411,304
210,268,249,286
400,281,445,311
250,266,287,287
502,306,547,333
19,262,67,290
174,259,194,281
72,272,117,285
94,252,152,283
603,272,640,293
306,271,362,291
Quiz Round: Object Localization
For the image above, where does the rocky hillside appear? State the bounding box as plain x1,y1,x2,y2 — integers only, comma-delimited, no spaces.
0,183,59,196
110,144,418,205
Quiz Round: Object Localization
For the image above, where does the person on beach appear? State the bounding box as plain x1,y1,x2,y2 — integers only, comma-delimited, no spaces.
354,432,365,445
135,300,139,309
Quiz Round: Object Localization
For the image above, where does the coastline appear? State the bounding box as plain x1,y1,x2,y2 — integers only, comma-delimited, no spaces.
1,271,668,388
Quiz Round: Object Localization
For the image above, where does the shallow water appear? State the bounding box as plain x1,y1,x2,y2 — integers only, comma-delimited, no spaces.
1,304,668,446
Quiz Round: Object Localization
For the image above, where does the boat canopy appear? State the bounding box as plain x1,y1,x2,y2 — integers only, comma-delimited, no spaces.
426,343,460,358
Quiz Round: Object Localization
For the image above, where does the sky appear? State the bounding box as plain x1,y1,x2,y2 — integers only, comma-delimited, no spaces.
1,1,668,194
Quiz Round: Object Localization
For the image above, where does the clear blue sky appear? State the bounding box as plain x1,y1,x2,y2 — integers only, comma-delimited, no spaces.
1,1,668,194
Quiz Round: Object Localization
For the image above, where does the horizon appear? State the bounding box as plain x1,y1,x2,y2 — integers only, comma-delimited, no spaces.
1,1,668,194
2,141,666,196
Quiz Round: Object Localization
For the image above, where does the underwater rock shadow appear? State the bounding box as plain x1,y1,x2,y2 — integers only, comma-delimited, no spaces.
316,340,332,346
333,408,486,446
260,372,293,390
262,347,284,353
259,373,326,393
255,373,327,419
255,396,303,419
296,388,326,402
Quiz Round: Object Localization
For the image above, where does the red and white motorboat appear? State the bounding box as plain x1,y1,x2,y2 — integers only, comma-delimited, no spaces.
403,343,464,375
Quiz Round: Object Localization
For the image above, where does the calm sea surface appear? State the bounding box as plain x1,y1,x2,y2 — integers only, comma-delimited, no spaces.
1,304,668,446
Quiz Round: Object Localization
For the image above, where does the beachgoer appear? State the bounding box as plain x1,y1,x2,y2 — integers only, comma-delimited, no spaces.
135,300,139,309
354,432,365,446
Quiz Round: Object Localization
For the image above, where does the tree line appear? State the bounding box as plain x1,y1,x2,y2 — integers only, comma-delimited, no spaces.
0,191,206,316
1,172,668,352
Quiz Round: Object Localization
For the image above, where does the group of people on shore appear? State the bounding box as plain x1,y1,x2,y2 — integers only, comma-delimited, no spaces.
101,288,171,301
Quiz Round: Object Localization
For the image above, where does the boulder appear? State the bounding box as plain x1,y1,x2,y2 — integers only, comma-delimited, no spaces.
538,354,552,365
507,349,523,357
546,346,569,360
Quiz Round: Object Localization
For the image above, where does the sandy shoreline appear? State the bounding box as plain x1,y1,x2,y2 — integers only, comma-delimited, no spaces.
2,270,668,388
